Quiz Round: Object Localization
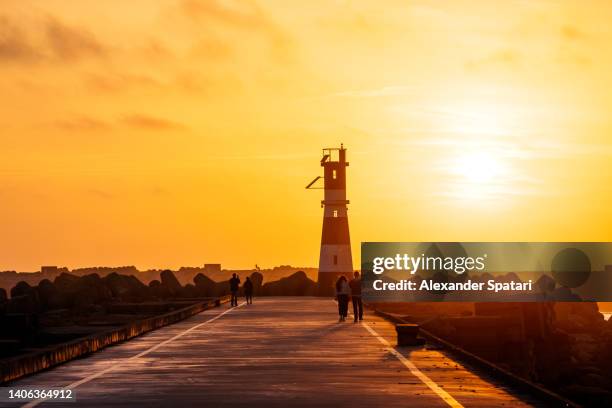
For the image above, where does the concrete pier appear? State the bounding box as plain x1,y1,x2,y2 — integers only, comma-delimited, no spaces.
5,298,546,407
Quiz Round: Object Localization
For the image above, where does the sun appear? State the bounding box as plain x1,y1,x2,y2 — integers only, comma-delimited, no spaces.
440,149,514,202
452,151,504,184
426,98,521,202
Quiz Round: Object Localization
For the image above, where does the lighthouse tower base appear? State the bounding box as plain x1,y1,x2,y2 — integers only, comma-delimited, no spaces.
317,242,353,296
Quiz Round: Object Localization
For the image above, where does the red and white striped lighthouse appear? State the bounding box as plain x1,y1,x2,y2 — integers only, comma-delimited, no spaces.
306,144,353,295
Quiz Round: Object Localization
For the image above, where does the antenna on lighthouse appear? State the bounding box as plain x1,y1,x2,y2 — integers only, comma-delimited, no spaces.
305,176,322,190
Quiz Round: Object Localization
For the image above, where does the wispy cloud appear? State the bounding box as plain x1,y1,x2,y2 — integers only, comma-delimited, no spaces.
52,113,187,133
85,72,163,93
44,16,106,61
0,14,107,63
55,116,111,132
176,0,292,61
0,16,39,62
466,49,521,70
120,114,187,131
330,85,419,98
407,137,612,159
207,152,316,161
433,183,551,202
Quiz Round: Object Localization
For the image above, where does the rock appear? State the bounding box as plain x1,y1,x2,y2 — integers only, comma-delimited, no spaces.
72,273,113,312
104,273,131,298
193,273,229,297
250,272,263,290
36,279,64,310
558,314,590,333
581,372,611,389
554,302,606,334
500,272,522,283
535,274,556,293
569,333,599,364
561,384,612,407
532,329,572,385
0,288,6,316
572,303,605,330
10,281,33,298
260,271,317,296
103,273,151,302
0,313,39,341
475,302,521,316
149,280,171,299
50,273,81,309
51,273,116,311
550,287,581,301
521,303,555,339
6,294,40,314
125,275,151,301
54,272,80,288
160,270,182,297
600,332,612,378
193,273,216,297
553,302,573,321
82,273,113,303
7,281,41,313
181,283,198,298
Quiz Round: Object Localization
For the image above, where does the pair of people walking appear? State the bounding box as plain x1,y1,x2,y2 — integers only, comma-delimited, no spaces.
335,271,363,322
229,273,254,306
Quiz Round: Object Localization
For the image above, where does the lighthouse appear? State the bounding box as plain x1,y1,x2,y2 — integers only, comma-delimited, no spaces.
306,144,353,295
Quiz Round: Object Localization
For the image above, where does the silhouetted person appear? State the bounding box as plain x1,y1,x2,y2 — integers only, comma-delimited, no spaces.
244,277,253,304
229,273,240,307
335,275,350,322
349,271,363,322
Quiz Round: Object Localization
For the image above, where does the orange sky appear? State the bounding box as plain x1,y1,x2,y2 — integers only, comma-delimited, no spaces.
1,0,611,272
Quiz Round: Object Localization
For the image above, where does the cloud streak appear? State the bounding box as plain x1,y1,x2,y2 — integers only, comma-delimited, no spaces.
45,16,106,60
330,85,419,98
0,16,39,62
178,0,292,61
0,14,107,63
120,114,187,131
53,113,187,133
407,137,612,159
55,116,111,132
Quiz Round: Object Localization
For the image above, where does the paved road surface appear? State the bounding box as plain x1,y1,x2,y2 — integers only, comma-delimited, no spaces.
4,297,547,407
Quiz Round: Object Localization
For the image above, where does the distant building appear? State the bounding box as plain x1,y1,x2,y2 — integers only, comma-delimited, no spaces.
40,266,68,280
41,266,59,277
204,264,221,275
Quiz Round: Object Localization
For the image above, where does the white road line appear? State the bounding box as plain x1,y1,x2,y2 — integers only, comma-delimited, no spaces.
362,322,464,408
22,302,245,408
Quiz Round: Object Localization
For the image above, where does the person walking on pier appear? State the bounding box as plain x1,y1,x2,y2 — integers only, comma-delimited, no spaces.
229,273,240,307
244,276,254,304
335,275,350,322
349,271,363,323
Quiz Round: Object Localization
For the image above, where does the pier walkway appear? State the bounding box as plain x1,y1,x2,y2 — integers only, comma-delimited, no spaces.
6,297,547,407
